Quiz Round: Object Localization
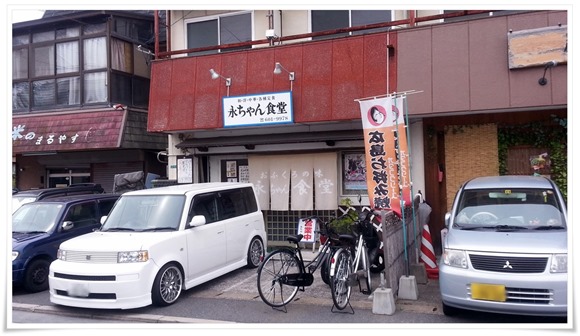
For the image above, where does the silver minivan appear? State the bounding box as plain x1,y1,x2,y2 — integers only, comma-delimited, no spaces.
440,175,567,317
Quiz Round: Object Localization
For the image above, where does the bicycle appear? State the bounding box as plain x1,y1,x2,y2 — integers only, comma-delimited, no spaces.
256,215,342,312
329,209,376,312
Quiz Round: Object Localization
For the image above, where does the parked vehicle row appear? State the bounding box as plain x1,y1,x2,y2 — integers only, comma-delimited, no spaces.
13,176,568,319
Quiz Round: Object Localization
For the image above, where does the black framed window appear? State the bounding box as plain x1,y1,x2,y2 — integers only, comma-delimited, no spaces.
186,12,252,56
311,10,392,40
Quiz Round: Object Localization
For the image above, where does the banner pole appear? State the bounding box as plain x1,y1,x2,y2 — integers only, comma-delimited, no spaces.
402,95,419,264
393,95,409,277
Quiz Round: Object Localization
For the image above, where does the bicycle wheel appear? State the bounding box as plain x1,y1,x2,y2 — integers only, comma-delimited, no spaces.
330,248,352,310
257,249,301,308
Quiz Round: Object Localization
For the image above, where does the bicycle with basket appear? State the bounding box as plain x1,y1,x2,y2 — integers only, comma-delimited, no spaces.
329,208,380,313
256,214,346,312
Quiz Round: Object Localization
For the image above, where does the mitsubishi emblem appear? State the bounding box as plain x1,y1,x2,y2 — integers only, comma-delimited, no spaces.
503,261,513,269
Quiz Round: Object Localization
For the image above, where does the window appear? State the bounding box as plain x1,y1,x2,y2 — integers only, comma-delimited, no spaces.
186,12,252,56
12,16,153,112
311,10,392,40
191,194,218,224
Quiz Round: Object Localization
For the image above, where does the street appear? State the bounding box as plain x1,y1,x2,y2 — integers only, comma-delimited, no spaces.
11,265,568,327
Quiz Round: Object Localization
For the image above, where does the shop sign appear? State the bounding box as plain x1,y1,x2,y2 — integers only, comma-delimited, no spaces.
222,91,293,128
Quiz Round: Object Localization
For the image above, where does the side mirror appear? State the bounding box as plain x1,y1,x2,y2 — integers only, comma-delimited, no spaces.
444,212,451,228
100,216,107,225
189,215,206,227
62,221,74,231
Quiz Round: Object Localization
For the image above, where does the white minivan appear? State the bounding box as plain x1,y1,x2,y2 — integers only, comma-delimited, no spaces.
49,182,267,309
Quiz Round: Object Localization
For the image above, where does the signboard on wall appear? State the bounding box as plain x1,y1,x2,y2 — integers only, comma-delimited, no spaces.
177,157,193,184
222,91,293,128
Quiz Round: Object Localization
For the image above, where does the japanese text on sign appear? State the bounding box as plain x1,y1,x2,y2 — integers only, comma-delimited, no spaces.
223,91,294,128
297,218,317,243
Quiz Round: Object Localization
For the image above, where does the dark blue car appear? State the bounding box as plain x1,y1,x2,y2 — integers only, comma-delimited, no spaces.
12,194,120,292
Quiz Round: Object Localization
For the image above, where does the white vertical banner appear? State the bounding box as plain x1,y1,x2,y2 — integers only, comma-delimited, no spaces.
314,152,338,210
291,154,314,210
248,155,270,210
270,156,291,211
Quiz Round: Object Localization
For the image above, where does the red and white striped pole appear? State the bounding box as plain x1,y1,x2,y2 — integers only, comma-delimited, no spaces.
420,224,439,279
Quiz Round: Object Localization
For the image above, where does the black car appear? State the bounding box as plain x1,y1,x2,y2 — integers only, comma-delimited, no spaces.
12,183,104,213
12,193,120,292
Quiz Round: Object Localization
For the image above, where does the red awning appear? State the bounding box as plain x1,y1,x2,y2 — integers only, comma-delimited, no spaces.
12,110,126,154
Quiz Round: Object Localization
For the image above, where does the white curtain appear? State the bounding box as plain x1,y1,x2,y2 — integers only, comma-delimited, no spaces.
248,155,270,210
67,77,80,105
83,37,107,70
269,157,292,211
56,41,79,74
314,152,338,210
84,72,107,103
291,154,313,210
249,153,338,211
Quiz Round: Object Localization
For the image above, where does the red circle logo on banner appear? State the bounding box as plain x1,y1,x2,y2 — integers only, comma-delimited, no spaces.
367,105,387,126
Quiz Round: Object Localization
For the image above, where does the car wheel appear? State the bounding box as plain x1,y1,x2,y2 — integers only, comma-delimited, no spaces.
442,302,459,316
246,237,264,268
151,263,183,307
23,259,50,292
370,251,385,273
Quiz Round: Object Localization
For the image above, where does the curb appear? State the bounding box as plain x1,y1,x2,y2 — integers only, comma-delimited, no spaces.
12,303,235,324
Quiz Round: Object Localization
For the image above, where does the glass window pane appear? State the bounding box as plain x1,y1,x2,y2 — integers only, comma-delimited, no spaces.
83,37,107,70
220,13,251,44
13,48,28,79
133,76,150,108
57,77,80,105
12,82,30,110
187,19,218,56
220,13,252,52
351,10,391,35
32,79,56,107
110,72,131,106
32,31,54,43
56,41,79,74
33,45,55,77
111,38,133,73
311,10,349,40
13,35,29,46
84,71,107,103
83,23,106,35
56,26,80,39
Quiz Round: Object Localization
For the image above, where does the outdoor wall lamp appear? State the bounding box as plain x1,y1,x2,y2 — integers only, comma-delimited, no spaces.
209,68,231,96
274,62,295,91
538,60,557,86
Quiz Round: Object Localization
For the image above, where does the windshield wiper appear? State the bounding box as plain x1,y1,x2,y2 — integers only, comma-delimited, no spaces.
532,225,565,230
459,225,495,230
13,230,46,234
101,227,136,232
140,227,177,232
493,225,528,231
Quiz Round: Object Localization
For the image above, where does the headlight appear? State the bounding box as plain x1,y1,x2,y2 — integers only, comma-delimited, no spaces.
12,251,19,261
550,254,567,273
57,249,66,261
118,251,149,263
443,249,468,268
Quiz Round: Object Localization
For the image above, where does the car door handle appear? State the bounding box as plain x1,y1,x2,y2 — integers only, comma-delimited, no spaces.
217,230,224,234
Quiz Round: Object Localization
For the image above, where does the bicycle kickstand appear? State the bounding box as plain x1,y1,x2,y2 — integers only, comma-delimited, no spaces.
331,301,354,314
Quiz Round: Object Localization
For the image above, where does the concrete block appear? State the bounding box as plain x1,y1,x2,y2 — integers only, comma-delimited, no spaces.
372,287,396,315
397,275,418,300
411,263,428,284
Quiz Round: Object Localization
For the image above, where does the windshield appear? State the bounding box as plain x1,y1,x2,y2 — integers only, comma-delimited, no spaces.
12,196,37,214
101,195,185,232
13,203,63,233
453,188,566,230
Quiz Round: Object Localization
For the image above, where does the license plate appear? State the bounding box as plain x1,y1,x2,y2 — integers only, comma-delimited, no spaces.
68,283,90,298
471,283,506,302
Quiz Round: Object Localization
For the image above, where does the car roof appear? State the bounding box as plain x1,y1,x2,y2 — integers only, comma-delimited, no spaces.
463,175,555,190
120,182,254,196
23,193,121,205
13,184,104,197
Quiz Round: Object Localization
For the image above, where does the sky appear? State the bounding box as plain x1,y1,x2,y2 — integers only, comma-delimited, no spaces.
11,9,44,23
